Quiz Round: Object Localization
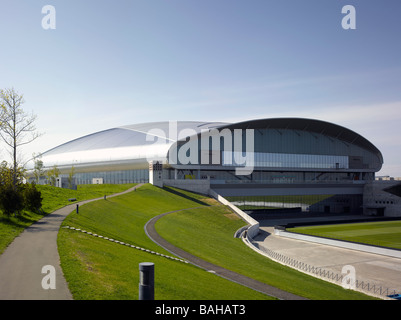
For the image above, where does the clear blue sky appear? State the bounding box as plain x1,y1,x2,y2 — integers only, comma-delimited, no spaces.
1,1,400,176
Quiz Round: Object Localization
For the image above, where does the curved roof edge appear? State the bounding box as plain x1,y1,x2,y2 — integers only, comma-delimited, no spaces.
218,117,383,163
39,118,383,167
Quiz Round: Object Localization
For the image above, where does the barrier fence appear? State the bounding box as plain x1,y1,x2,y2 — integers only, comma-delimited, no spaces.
245,236,400,300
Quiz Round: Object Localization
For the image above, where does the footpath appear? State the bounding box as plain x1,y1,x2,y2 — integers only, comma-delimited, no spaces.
0,184,143,300
145,210,307,300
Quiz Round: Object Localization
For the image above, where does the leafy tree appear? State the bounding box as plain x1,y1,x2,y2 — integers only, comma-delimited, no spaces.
68,165,75,189
0,88,42,189
33,157,45,184
46,165,60,186
0,161,25,188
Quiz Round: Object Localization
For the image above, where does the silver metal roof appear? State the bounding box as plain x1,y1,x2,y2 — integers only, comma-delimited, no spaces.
38,118,383,170
39,121,228,169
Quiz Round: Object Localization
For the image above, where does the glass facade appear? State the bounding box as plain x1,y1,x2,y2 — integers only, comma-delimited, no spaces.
35,119,382,190
59,169,149,185
171,169,373,183
226,194,363,214
223,151,349,169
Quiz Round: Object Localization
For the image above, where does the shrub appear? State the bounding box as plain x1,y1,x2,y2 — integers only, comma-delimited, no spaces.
23,183,43,213
0,185,24,216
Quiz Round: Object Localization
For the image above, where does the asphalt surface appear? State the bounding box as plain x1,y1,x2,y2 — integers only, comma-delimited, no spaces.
253,215,401,297
145,210,307,300
0,184,142,300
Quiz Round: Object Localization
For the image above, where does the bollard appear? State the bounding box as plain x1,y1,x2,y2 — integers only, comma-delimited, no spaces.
76,204,79,214
139,262,154,300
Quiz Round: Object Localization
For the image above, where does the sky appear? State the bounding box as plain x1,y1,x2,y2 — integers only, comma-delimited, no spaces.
0,0,400,176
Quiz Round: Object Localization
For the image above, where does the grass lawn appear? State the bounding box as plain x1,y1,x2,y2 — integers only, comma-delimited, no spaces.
0,183,136,255
37,183,137,213
288,221,401,250
59,184,373,300
58,184,271,300
155,204,374,300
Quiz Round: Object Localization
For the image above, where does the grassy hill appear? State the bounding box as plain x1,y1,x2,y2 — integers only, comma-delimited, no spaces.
58,184,373,300
0,183,136,255
58,184,271,300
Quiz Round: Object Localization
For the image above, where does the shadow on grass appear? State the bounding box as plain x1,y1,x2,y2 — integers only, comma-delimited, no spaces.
162,186,210,207
0,211,46,229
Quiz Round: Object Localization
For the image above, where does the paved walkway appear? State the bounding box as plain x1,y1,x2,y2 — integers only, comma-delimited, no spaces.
252,216,401,297
0,184,143,300
145,210,307,300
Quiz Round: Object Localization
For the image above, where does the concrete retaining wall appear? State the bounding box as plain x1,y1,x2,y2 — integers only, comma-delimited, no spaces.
164,179,211,195
275,228,401,259
363,181,401,217
209,189,260,238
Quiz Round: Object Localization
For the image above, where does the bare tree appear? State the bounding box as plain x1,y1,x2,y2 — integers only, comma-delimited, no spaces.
0,88,42,188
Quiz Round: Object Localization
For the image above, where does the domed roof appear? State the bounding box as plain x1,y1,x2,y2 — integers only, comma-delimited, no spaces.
38,118,383,170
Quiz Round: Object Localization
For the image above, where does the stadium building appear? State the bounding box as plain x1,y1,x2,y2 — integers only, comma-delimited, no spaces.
35,118,385,215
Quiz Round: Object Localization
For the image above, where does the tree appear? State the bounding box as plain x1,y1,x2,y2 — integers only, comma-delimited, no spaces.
0,160,25,188
33,157,45,184
68,165,75,189
46,165,60,186
0,88,42,188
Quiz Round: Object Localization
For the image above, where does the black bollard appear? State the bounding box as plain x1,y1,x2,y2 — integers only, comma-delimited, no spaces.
139,262,154,300
76,204,79,214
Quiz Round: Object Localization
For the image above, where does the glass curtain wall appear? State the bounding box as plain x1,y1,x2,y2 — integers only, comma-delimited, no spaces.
226,194,363,214
60,169,149,185
223,152,349,169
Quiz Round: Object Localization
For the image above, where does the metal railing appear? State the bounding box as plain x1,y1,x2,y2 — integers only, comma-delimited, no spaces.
246,237,399,299
211,179,367,185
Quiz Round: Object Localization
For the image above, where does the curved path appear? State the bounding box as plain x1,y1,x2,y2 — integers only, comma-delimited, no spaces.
0,184,143,300
145,209,307,300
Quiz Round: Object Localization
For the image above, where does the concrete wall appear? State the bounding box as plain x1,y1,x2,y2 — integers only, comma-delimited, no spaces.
212,182,365,197
209,189,260,239
363,181,401,217
163,179,211,195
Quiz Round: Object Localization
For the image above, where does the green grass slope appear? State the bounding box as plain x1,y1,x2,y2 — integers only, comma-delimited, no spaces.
288,221,401,249
58,184,271,300
0,183,135,255
58,184,373,300
155,203,374,300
